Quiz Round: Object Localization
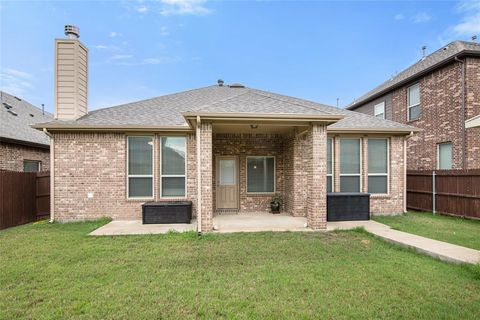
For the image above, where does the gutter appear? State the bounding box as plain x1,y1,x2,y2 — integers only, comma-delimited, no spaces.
454,55,467,169
196,116,202,235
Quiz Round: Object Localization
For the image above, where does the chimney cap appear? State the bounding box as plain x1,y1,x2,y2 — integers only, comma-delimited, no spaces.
65,25,80,39
217,79,224,86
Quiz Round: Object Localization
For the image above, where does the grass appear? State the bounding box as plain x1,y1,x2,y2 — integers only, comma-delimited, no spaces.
373,211,480,250
1,220,479,319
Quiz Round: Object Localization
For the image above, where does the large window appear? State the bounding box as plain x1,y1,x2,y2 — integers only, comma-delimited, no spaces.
127,136,153,198
246,156,275,193
368,139,389,194
161,136,187,197
327,138,333,192
374,102,385,119
438,142,452,169
340,139,361,192
407,83,420,121
23,160,41,172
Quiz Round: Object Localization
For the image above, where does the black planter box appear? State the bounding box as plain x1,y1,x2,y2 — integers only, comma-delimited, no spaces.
327,193,370,221
142,201,192,224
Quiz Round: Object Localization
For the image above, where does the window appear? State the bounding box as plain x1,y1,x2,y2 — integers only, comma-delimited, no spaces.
327,138,333,192
246,156,275,193
23,160,41,172
340,139,361,192
374,102,385,119
407,83,420,121
127,136,153,198
368,139,389,194
161,136,187,197
438,142,452,169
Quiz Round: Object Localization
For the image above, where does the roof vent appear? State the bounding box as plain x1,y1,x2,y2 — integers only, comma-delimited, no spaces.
3,102,12,109
7,110,17,116
229,83,245,88
30,113,34,117
472,35,477,42
443,46,449,51
217,79,224,86
65,25,80,39
14,96,21,101
421,46,427,60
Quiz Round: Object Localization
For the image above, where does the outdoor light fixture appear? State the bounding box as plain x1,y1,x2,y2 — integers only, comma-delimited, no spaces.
250,124,258,129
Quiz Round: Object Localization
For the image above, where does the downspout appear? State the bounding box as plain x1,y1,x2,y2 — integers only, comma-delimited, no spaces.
454,56,466,168
404,132,413,213
196,116,202,234
43,128,55,223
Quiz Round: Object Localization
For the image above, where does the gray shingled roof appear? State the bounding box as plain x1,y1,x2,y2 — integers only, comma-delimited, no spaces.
1,91,52,146
347,40,480,109
39,84,416,132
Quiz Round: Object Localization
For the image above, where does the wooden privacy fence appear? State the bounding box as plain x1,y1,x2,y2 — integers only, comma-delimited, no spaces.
0,170,50,230
407,169,480,219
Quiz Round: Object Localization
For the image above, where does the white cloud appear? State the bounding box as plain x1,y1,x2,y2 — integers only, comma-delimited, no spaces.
109,31,119,38
136,5,148,13
142,56,178,64
159,26,169,36
411,12,432,24
452,0,480,35
111,54,133,60
159,0,211,16
0,68,34,97
93,44,108,49
394,14,404,21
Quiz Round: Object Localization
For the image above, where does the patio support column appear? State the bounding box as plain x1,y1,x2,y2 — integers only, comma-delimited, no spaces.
306,123,327,229
199,121,213,231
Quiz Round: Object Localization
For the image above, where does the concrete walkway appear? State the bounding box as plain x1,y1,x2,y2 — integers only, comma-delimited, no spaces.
213,213,310,233
328,220,480,264
89,220,196,236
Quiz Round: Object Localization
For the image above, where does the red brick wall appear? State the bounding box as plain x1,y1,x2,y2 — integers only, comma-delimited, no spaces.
0,141,50,172
465,57,480,168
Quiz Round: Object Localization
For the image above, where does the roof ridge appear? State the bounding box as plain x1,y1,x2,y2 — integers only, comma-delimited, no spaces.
84,85,219,117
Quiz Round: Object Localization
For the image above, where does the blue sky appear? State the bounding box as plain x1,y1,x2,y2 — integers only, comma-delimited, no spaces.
1,0,479,113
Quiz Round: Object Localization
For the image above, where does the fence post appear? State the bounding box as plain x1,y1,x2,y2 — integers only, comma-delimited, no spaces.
432,170,436,215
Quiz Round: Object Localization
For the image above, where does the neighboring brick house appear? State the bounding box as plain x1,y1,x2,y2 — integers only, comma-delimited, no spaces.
35,27,419,231
0,91,52,172
347,41,480,170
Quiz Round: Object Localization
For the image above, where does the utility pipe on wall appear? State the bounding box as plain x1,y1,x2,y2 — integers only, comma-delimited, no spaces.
196,116,202,234
432,170,436,215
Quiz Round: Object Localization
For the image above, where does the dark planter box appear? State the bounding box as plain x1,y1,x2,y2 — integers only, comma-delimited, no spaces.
142,201,192,224
327,193,370,221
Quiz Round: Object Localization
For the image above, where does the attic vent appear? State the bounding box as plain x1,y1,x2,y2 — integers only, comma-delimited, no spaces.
443,46,449,51
30,113,34,117
3,102,13,109
8,110,18,116
229,83,245,88
14,96,22,101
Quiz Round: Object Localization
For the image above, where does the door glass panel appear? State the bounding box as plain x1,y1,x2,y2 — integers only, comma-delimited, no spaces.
219,159,235,185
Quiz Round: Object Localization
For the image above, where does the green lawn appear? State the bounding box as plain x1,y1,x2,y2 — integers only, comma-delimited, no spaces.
1,221,479,319
373,211,480,250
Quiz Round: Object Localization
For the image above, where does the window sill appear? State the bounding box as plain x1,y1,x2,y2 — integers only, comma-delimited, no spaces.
246,192,276,196
407,118,420,124
126,197,154,202
370,194,391,199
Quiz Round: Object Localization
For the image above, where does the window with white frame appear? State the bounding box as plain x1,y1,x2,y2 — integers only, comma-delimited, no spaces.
407,83,420,121
437,142,452,170
246,156,275,193
374,102,385,119
127,136,153,198
339,139,361,192
327,138,333,192
161,136,187,197
368,139,389,194
23,160,41,172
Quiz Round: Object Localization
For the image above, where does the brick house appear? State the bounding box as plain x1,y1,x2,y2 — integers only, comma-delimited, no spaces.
35,27,418,231
346,41,480,170
0,91,52,172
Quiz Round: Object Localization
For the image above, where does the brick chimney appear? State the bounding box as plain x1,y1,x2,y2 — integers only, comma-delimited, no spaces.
54,25,88,120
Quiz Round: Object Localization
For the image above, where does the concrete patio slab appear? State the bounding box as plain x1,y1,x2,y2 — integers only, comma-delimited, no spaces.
89,220,196,236
328,220,480,264
212,213,311,233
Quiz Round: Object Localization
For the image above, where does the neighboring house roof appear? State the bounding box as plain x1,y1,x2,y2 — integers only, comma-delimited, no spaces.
347,40,480,110
36,84,417,133
1,91,53,148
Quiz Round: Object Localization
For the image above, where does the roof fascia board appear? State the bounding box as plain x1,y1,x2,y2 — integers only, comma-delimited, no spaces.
0,136,50,149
